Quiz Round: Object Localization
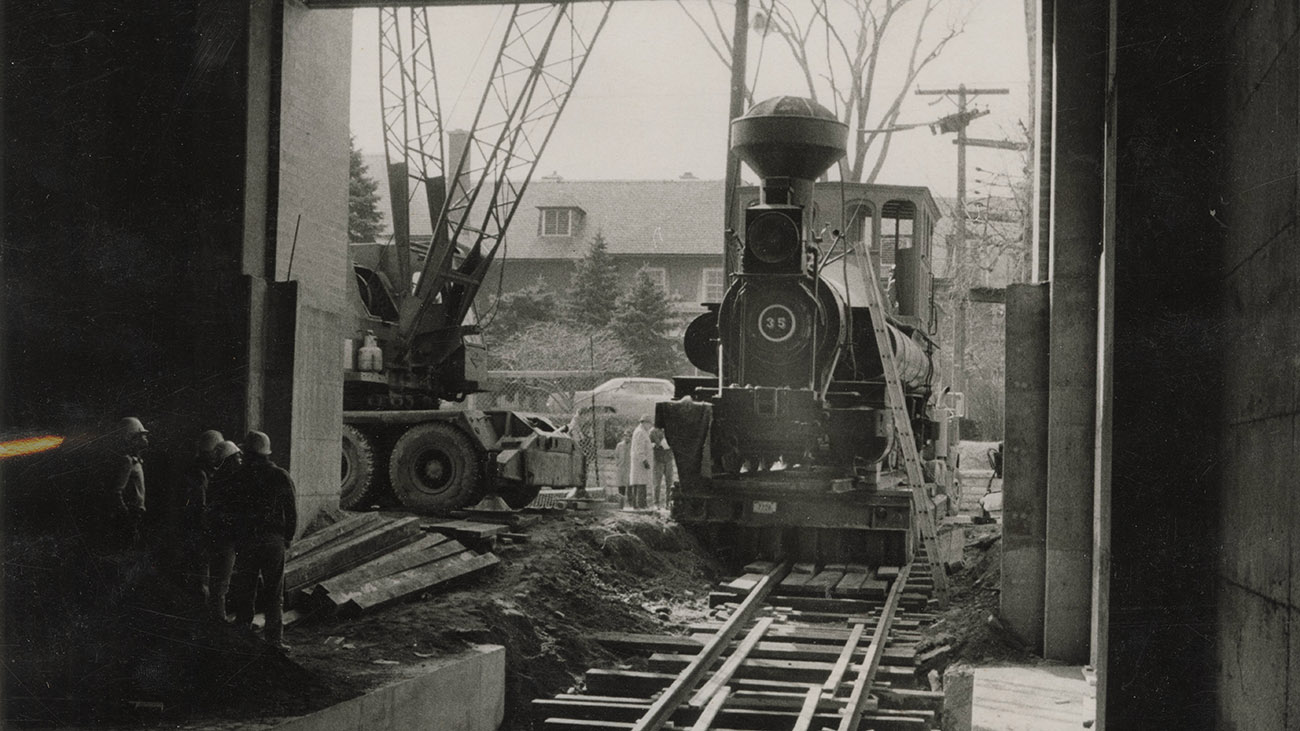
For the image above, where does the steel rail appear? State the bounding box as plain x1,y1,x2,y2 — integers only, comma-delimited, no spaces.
836,563,912,731
628,561,790,731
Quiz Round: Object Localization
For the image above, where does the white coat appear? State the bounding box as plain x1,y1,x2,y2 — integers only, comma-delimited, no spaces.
629,423,654,486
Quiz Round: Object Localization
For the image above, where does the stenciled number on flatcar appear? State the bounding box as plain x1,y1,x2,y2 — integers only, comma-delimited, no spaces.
757,304,796,343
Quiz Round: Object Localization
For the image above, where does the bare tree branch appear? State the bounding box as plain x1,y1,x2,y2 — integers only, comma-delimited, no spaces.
676,0,733,71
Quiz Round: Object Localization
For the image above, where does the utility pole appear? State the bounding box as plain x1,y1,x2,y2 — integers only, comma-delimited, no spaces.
722,0,750,282
915,85,1011,400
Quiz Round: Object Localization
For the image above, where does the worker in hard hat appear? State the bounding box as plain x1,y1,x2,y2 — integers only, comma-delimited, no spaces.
226,431,297,649
174,429,225,602
107,416,149,549
204,440,244,622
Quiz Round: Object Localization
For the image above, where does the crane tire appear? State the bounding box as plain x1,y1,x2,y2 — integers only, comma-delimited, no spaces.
340,424,379,510
389,422,482,514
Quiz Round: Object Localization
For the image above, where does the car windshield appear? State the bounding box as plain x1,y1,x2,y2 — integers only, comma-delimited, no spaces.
624,382,671,395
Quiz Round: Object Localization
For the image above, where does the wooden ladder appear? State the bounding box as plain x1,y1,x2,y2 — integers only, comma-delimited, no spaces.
851,241,949,607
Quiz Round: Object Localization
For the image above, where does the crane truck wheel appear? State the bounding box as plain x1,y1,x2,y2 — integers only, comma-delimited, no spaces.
340,424,379,510
388,422,482,513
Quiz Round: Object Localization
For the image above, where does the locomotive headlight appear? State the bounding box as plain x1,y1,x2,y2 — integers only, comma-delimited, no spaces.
747,211,800,264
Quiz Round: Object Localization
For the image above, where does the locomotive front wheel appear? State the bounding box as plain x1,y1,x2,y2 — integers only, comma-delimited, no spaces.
339,424,378,510
388,422,482,513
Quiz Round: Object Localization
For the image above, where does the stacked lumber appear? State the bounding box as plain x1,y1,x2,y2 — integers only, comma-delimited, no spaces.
281,513,499,620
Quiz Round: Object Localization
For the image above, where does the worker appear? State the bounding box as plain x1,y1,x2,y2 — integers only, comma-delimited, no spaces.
613,428,632,506
176,429,224,601
649,425,674,509
226,431,297,650
204,440,243,622
106,416,149,550
628,415,654,510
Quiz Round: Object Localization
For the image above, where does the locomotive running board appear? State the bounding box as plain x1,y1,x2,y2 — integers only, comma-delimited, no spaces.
852,241,950,606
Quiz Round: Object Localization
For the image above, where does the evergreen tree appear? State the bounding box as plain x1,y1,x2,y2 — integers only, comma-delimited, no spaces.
610,269,682,377
482,277,560,342
565,233,620,328
349,137,385,243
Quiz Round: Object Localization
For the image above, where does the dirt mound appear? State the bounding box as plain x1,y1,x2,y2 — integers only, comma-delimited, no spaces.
286,509,722,730
920,523,1036,666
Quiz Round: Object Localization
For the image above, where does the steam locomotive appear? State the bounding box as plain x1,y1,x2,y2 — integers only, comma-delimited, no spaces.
658,96,956,568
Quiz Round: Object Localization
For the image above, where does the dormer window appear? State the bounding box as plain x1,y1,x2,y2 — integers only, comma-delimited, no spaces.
539,207,581,237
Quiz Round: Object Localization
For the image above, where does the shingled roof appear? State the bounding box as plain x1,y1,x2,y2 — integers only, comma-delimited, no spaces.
361,154,724,259
507,178,723,259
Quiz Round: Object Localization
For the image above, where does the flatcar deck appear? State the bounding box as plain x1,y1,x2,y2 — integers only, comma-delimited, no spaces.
534,550,944,730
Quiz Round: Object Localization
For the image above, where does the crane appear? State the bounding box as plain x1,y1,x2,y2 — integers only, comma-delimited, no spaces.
342,2,612,514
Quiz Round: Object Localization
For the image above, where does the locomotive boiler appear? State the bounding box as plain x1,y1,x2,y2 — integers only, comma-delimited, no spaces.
659,96,952,567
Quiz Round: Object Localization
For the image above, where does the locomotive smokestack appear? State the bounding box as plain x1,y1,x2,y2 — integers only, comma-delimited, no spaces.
731,96,848,208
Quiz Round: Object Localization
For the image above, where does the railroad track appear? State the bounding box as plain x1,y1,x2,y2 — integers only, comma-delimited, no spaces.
534,550,946,730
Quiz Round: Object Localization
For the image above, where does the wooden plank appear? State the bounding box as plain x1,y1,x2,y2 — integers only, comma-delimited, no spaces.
341,551,499,614
687,687,729,731
796,569,844,596
421,519,509,538
591,632,702,655
689,617,773,706
628,561,790,731
688,621,924,642
791,687,822,731
766,595,875,614
284,517,423,593
822,623,866,693
837,563,911,731
286,512,384,561
834,570,871,597
309,535,462,607
876,565,900,580
743,560,777,574
685,635,917,666
874,687,945,711
723,573,765,594
542,720,633,731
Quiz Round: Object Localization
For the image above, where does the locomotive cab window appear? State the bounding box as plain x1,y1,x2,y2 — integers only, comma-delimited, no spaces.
844,200,875,251
881,200,916,251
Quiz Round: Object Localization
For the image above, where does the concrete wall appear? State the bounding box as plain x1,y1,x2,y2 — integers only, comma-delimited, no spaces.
275,2,352,527
3,4,256,523
1108,1,1226,726
1216,1,1300,728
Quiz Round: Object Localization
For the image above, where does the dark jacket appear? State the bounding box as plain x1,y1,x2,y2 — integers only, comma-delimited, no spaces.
220,457,298,546
180,461,210,531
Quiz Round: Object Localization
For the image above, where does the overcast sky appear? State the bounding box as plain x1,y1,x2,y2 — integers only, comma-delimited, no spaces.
349,0,1030,198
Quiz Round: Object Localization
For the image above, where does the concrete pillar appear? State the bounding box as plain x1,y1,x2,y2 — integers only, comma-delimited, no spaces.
1002,283,1049,653
1043,0,1106,663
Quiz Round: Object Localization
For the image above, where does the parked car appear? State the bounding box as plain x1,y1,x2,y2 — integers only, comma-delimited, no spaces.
570,377,674,422
565,377,674,450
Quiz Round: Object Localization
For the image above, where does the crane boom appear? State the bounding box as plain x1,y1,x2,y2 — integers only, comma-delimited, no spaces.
399,1,612,350
378,7,445,296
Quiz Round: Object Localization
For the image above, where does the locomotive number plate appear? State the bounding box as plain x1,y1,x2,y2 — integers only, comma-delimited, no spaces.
752,500,778,514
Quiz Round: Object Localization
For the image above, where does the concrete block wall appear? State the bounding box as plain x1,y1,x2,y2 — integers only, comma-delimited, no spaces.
275,2,352,527
1217,2,1300,727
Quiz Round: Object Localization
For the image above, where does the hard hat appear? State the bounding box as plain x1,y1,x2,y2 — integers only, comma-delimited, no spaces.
196,429,224,455
243,430,272,456
118,416,149,435
214,440,241,462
